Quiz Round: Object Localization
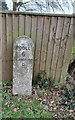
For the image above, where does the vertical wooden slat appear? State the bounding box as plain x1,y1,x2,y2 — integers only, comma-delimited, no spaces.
45,17,58,78
31,16,37,44
19,15,25,36
55,17,71,84
6,14,13,80
13,14,19,41
31,16,37,80
6,14,13,61
60,18,73,83
0,14,2,80
0,35,2,120
2,14,7,80
73,18,75,58
7,61,13,81
40,16,50,71
50,17,64,82
25,15,31,37
34,16,44,80
12,14,19,80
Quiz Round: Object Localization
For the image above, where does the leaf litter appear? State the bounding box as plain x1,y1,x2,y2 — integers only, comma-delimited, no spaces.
2,82,75,119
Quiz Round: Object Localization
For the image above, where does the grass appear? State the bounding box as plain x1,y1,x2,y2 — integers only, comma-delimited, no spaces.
0,81,2,113
2,81,52,119
2,99,52,118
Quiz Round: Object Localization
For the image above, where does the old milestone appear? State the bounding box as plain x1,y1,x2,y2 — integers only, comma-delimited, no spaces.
13,36,34,95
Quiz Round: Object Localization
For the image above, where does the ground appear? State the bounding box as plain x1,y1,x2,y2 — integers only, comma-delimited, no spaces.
1,80,75,119
66,58,75,88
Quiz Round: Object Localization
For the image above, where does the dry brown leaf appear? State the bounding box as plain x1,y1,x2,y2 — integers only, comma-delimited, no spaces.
4,86,12,89
12,107,19,112
18,98,21,102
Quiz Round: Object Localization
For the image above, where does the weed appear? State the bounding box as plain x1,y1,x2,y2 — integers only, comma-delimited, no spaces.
59,88,75,110
33,71,52,89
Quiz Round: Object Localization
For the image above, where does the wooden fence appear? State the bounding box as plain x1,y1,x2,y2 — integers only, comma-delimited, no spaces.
0,11,74,85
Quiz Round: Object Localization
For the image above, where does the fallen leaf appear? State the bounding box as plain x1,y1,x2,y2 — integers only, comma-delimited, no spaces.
51,101,54,104
12,107,19,112
4,86,12,89
28,107,32,112
18,98,21,102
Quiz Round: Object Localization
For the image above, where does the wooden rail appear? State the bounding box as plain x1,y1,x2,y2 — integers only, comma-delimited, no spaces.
0,11,75,17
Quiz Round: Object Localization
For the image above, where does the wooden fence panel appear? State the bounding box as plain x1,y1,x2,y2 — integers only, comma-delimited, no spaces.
50,17,64,82
0,12,73,84
60,18,73,83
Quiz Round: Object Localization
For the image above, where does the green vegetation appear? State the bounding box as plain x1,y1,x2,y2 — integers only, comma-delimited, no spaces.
2,80,52,119
72,41,75,57
33,70,52,89
1,72,75,119
58,88,75,110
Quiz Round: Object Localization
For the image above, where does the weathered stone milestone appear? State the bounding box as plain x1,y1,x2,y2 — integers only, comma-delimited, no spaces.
13,36,34,95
